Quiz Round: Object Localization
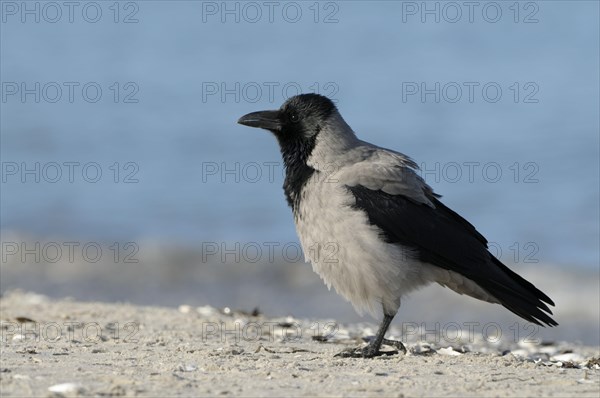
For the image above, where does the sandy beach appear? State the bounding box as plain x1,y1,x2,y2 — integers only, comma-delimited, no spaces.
1,290,598,397
2,1,598,397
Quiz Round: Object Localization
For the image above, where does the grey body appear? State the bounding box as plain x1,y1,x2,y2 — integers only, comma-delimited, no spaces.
237,94,556,356
295,112,495,317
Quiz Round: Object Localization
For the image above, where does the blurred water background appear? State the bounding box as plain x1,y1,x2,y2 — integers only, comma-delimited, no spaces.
1,1,598,344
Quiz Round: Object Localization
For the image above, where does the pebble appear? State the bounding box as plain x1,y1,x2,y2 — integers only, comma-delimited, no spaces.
551,353,585,363
47,382,85,397
509,349,531,359
176,363,197,372
577,378,597,384
438,347,462,356
12,334,26,341
411,343,435,355
178,305,192,314
197,305,219,317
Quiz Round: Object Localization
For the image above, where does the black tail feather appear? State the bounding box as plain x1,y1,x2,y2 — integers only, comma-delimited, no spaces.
479,257,558,327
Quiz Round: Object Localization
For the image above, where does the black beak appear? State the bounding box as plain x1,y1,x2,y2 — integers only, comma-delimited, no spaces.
237,110,281,132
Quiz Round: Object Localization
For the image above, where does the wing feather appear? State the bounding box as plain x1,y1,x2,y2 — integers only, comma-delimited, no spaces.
346,182,557,327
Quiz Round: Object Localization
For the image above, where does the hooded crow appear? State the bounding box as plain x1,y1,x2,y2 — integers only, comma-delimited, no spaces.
237,93,557,358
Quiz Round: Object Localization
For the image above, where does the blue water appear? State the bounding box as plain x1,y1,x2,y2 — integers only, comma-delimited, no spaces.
1,1,599,268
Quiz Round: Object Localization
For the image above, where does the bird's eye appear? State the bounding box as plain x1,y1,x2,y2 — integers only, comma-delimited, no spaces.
289,112,300,123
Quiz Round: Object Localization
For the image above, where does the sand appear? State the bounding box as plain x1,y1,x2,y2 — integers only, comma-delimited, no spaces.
1,290,598,397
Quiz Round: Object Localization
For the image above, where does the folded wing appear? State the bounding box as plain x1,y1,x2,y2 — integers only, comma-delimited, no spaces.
341,151,557,327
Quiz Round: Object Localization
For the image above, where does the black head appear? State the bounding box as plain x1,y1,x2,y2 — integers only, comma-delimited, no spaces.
237,94,337,143
238,94,338,211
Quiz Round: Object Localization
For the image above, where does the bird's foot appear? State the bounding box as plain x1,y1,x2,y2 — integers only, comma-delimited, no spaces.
334,339,406,358
382,338,407,355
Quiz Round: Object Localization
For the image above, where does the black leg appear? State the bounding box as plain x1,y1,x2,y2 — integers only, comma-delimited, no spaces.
335,313,406,358
366,313,394,355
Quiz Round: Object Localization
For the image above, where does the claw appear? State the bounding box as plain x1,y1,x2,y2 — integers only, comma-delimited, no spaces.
334,340,406,358
382,338,407,355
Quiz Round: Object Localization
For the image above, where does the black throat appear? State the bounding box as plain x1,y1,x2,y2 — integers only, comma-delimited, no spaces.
278,134,318,215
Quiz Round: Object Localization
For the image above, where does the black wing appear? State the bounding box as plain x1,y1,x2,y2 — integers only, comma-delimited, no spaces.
347,185,557,327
